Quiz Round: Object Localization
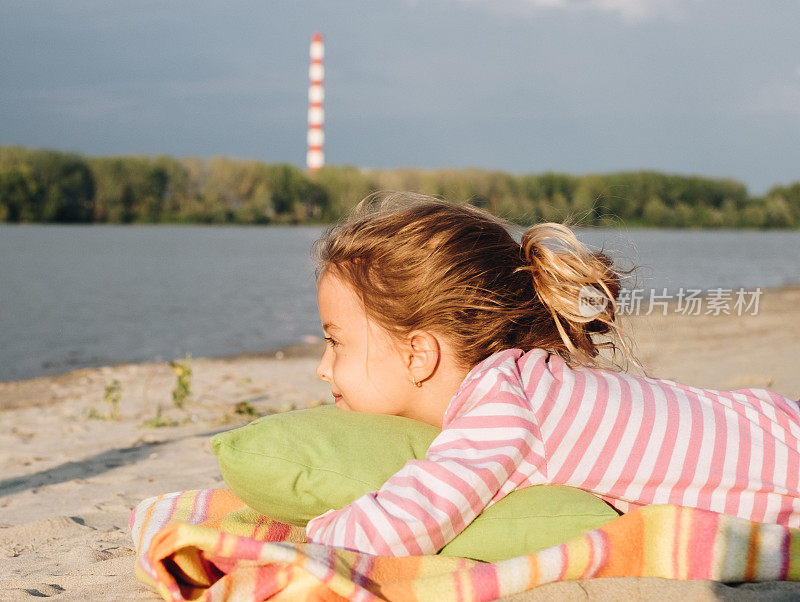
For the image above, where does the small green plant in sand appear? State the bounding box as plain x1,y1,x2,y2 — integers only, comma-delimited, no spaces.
88,379,122,420
234,401,259,417
142,354,193,428
104,379,122,419
169,355,192,410
142,405,179,428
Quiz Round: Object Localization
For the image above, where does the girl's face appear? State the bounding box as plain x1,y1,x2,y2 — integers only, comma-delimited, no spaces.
315,271,417,417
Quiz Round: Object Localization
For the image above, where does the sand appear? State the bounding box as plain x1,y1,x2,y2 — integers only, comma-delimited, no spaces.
1,286,799,601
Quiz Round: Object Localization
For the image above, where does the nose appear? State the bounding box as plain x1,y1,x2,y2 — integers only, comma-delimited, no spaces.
316,346,331,382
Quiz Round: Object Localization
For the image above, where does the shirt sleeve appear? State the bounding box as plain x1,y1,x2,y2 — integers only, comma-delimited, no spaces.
305,380,544,556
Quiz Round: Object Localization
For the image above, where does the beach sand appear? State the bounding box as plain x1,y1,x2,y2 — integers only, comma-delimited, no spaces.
1,286,799,601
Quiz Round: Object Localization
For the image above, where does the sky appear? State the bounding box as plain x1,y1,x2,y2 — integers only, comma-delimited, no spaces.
1,0,798,194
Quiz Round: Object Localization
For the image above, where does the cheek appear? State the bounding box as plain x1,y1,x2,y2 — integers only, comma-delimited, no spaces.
379,338,406,370
365,348,406,390
331,350,356,385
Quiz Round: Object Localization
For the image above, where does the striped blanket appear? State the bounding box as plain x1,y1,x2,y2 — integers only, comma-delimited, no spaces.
130,488,800,601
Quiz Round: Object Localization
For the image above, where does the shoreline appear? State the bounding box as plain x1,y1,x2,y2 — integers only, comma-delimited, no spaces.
0,339,327,393
0,340,326,411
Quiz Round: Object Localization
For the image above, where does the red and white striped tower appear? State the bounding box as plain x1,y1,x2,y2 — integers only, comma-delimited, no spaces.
307,32,324,171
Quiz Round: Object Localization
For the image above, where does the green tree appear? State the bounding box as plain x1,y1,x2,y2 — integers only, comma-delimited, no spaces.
313,165,374,220
539,192,570,222
642,196,674,227
571,176,608,225
764,183,800,228
0,145,797,229
741,202,767,228
673,202,694,228
719,198,740,228
0,166,39,222
36,154,95,222
764,196,793,228
120,184,136,223
270,164,311,220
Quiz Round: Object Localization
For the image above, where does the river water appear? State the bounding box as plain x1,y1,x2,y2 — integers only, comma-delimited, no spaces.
1,225,798,382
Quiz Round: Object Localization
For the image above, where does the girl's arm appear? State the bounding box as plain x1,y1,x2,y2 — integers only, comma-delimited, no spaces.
305,398,544,556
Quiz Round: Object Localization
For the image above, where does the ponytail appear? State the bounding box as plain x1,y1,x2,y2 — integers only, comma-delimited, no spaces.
518,223,639,370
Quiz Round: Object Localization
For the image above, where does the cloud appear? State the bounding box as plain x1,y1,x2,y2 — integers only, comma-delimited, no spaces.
458,0,700,22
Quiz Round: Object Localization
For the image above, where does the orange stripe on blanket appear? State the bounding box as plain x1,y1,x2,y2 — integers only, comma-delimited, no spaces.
526,552,540,588
136,493,170,554
147,524,191,595
136,491,180,549
380,555,472,601
596,507,645,577
204,489,246,529
744,520,760,581
383,555,428,601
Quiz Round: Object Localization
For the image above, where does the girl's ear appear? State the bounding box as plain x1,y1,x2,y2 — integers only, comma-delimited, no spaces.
404,330,441,383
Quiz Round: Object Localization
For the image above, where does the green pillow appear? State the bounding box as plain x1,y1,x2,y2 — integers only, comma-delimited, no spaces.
210,405,619,561
211,406,439,526
438,484,618,561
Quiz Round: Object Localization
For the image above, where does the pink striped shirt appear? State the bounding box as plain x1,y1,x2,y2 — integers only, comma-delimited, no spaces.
306,348,800,555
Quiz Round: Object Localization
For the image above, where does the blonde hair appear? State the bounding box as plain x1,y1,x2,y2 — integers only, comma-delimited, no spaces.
311,191,640,373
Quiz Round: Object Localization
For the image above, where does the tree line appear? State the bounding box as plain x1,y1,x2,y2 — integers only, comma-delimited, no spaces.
0,146,798,228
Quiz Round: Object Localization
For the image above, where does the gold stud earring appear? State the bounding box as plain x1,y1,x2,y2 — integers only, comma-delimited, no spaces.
410,375,422,388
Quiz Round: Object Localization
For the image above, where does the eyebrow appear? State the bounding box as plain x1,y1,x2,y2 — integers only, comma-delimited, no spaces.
322,322,341,332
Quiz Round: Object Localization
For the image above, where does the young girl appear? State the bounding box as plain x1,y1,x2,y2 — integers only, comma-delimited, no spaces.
306,191,800,557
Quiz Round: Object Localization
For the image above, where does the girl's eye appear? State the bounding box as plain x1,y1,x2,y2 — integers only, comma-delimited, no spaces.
324,336,339,348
